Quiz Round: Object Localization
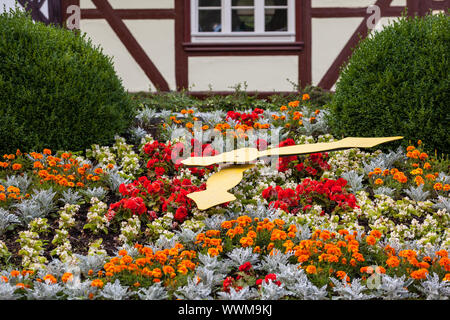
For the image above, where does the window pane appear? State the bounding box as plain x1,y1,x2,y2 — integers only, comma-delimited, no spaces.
232,0,254,6
199,0,221,7
265,8,287,31
265,0,287,6
232,9,254,32
199,10,222,32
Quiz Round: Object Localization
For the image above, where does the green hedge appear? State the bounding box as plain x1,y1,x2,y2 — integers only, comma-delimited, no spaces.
130,85,333,113
328,13,450,155
0,9,135,154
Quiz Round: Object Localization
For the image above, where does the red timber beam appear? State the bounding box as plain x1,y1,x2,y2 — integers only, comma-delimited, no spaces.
298,0,312,88
80,9,176,20
175,0,189,90
407,0,450,15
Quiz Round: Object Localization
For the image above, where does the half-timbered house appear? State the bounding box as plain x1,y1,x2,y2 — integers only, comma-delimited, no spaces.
1,0,448,93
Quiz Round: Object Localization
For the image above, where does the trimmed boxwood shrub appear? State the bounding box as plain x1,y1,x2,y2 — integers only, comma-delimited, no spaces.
0,9,135,154
328,13,450,155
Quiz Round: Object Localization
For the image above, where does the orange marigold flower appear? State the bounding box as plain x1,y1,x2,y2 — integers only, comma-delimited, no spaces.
305,265,317,274
302,94,310,101
370,230,382,239
419,152,428,160
61,272,73,283
366,235,377,245
208,247,219,257
12,163,22,170
374,178,383,186
414,176,425,186
386,256,400,268
10,270,20,277
43,149,52,155
352,252,365,262
43,274,57,284
288,100,299,108
163,265,175,274
444,274,450,281
15,283,27,289
410,268,428,280
434,183,443,191
152,268,162,278
336,271,347,280
376,266,386,274
91,279,104,288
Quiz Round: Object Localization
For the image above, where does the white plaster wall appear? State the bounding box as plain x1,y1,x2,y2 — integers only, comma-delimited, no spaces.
0,0,22,11
80,19,153,92
188,56,299,92
311,17,363,85
124,19,176,90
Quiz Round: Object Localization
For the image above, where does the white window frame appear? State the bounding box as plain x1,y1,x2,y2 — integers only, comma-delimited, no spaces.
191,0,296,43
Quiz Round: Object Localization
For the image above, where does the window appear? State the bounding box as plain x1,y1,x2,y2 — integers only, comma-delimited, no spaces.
191,0,295,43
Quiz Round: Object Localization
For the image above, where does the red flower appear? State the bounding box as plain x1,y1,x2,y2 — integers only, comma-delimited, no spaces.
154,167,165,176
123,197,147,215
174,206,188,222
264,274,281,286
238,262,253,273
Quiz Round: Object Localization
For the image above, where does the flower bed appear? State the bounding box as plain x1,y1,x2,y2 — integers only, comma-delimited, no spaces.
0,96,449,300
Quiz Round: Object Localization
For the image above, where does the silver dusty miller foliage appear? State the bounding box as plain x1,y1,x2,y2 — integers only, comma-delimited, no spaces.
404,184,430,202
226,247,260,269
415,273,450,300
137,283,168,300
330,277,374,300
100,280,131,300
0,208,20,235
60,189,83,205
341,170,365,193
175,277,213,300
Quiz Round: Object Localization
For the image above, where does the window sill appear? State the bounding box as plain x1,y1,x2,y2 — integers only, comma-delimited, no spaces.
183,41,304,53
